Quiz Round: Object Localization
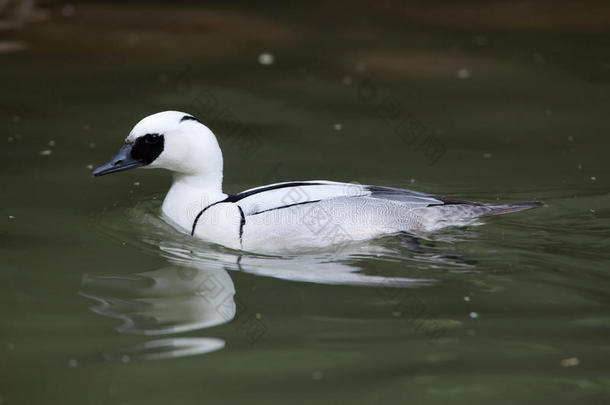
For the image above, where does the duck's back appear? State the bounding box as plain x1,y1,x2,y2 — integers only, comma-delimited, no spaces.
188,180,541,253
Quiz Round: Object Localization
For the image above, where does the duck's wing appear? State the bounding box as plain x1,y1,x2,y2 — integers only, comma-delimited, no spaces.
229,181,444,216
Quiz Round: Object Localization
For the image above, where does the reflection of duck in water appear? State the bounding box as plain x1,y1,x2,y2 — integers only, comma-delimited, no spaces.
80,245,462,360
80,264,235,360
80,265,235,335
92,111,542,253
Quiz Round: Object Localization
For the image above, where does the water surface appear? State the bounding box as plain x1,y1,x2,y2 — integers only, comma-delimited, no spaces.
1,2,610,404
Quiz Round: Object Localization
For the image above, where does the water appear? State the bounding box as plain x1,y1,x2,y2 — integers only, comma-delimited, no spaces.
2,3,610,404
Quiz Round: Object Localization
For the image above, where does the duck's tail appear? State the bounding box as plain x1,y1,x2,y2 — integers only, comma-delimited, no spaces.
421,199,545,231
477,201,545,217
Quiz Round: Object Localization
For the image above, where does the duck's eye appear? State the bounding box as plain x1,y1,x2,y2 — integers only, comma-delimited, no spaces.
131,133,164,164
144,134,161,144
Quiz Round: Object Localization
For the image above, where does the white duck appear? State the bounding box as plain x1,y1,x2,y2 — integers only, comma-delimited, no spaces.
93,111,542,253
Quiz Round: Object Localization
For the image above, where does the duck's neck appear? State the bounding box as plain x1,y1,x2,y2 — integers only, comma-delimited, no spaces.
172,171,224,193
161,172,227,232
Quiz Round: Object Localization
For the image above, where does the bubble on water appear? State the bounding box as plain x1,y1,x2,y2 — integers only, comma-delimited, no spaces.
457,68,470,79
121,354,131,363
86,164,93,170
133,181,141,186
7,136,13,143
255,313,262,320
7,342,15,350
312,371,323,380
83,124,90,131
545,109,553,116
590,176,597,181
61,4,75,17
483,153,492,159
577,164,582,170
560,357,579,367
8,215,15,220
532,53,544,64
89,143,96,149
12,115,21,123
410,178,416,183
474,35,487,46
127,34,140,46
355,61,366,72
108,384,119,396
392,311,401,317
258,53,274,65
333,123,342,131
49,140,55,146
568,136,574,142
464,296,471,302
342,76,352,85
40,150,52,156
68,358,78,368
469,312,479,319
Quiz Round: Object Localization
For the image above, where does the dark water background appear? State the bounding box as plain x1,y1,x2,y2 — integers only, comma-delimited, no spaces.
1,1,609,404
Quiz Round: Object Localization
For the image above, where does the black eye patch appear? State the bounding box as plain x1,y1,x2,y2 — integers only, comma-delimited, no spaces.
131,133,164,164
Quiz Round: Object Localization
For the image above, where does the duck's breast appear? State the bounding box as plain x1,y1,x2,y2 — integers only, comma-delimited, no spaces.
193,202,243,250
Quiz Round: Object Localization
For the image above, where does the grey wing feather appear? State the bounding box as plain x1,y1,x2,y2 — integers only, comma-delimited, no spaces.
365,185,542,216
365,185,444,206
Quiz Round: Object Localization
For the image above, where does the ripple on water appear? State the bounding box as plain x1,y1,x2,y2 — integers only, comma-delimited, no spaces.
84,183,609,362
93,195,475,286
102,338,226,361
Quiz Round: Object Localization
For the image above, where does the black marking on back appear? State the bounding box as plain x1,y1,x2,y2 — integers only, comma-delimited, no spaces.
131,133,164,165
250,199,321,216
367,185,436,199
237,206,246,247
429,196,484,206
226,182,325,203
191,183,323,241
191,198,229,236
180,115,202,124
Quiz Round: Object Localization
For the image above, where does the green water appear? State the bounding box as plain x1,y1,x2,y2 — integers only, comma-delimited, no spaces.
2,3,610,404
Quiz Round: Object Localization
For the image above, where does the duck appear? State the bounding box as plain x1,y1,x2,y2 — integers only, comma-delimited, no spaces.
92,111,542,253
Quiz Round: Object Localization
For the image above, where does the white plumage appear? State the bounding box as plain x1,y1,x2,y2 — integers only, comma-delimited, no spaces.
93,111,542,253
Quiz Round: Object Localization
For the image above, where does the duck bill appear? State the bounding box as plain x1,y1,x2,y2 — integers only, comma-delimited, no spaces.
92,144,146,177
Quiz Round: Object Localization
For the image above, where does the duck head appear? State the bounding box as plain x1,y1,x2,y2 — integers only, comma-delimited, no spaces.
92,111,224,185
